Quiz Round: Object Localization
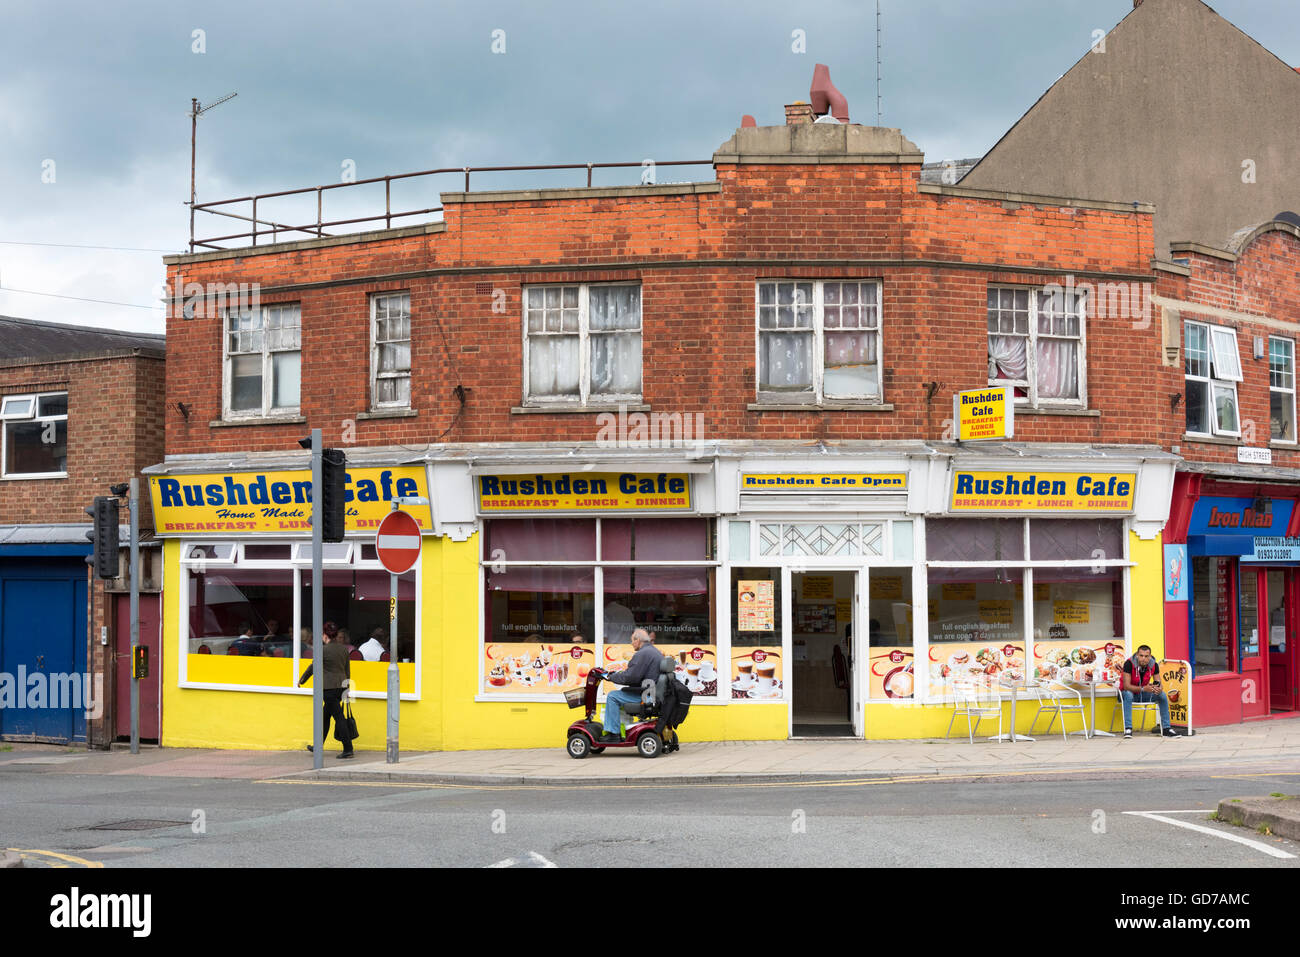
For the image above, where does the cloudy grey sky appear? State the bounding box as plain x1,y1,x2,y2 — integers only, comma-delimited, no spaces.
1,0,1297,334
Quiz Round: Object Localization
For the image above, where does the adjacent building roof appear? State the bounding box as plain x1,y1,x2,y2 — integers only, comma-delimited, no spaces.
960,0,1300,256
0,315,164,363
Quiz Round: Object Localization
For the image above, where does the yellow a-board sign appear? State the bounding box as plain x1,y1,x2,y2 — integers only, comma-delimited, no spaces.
953,387,1014,441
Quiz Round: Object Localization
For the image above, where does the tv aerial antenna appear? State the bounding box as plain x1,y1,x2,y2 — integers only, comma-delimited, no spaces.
189,92,238,245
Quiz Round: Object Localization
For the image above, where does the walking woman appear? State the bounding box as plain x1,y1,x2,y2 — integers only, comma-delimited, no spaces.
297,622,355,759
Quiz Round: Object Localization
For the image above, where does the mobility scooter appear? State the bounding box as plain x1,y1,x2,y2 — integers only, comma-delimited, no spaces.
565,658,688,758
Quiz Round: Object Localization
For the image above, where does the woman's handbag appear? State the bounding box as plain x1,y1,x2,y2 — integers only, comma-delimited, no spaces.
334,700,359,742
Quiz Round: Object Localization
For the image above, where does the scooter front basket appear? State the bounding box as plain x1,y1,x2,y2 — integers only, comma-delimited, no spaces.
564,687,587,709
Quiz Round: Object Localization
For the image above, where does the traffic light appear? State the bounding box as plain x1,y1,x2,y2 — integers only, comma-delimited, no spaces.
320,448,347,543
84,496,119,579
132,644,149,679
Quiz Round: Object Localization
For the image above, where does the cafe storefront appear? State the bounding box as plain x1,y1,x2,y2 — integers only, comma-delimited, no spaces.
1163,470,1300,725
146,444,1175,751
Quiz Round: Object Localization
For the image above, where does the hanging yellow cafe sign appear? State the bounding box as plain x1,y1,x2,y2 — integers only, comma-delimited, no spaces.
149,467,432,534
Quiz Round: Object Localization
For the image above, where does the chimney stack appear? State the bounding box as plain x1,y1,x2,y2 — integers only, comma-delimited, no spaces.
785,101,815,125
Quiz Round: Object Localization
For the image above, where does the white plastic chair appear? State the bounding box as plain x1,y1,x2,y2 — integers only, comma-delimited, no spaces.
1108,681,1162,733
945,679,1004,743
1027,679,1089,740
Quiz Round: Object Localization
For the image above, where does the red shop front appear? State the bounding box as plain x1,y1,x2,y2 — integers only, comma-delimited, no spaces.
1163,473,1300,725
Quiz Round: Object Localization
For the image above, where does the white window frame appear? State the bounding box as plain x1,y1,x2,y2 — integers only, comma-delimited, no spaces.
1270,336,1296,443
521,283,642,405
986,285,1088,408
222,303,302,419
754,279,884,404
1184,320,1241,437
370,292,411,410
1,390,68,479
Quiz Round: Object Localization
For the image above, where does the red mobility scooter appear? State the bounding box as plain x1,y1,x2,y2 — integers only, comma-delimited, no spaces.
565,658,688,759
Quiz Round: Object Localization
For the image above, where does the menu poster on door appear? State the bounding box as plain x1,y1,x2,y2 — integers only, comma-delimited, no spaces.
738,580,775,632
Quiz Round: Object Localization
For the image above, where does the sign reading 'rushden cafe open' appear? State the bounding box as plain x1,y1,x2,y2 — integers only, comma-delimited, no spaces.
950,471,1137,512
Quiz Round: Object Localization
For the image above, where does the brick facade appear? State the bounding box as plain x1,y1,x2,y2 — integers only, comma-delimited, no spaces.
164,144,1164,454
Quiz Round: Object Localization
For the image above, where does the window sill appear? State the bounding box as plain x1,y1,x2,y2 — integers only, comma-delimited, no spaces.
511,403,649,415
1,473,68,481
356,408,418,420
748,402,894,412
1269,440,1298,449
1182,433,1240,447
210,415,307,428
1015,407,1100,417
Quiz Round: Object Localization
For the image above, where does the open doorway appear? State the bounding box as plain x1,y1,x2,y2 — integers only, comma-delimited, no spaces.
791,571,855,736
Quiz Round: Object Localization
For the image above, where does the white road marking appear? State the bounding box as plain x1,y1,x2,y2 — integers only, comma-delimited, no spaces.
1122,811,1296,860
488,851,558,868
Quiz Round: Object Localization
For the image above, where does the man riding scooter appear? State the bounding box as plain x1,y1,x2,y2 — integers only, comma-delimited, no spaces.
600,628,663,744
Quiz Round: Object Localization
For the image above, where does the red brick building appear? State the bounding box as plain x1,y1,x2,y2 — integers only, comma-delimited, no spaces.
1155,222,1300,724
0,316,165,746
153,108,1187,750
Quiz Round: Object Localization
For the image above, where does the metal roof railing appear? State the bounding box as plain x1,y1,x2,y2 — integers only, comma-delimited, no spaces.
188,160,715,253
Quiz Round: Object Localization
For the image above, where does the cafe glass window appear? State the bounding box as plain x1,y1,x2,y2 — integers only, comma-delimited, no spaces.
180,541,418,692
482,518,716,697
924,518,1129,698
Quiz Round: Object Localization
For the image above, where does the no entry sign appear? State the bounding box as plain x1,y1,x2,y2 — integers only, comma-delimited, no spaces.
375,510,421,574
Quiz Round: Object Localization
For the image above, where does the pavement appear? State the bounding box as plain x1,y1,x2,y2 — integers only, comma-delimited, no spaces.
3,716,1299,788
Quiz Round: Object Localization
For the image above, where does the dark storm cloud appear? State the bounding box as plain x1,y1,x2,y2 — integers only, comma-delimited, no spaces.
0,0,1296,331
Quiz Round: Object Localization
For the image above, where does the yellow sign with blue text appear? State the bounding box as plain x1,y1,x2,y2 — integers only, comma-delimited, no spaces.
953,388,1014,441
477,473,692,513
740,473,907,492
149,467,432,535
950,471,1137,512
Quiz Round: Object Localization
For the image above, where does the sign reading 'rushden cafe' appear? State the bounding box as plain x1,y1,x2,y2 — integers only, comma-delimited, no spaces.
149,467,432,533
950,471,1137,512
477,472,692,513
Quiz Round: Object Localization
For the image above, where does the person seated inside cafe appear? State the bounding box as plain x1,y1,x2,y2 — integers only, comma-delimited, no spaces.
1120,644,1178,739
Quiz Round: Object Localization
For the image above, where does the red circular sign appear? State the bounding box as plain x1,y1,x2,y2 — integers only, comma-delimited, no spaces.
752,649,768,663
375,510,422,574
890,650,904,663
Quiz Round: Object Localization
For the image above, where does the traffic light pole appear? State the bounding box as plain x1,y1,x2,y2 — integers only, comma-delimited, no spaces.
129,478,140,756
311,429,324,771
